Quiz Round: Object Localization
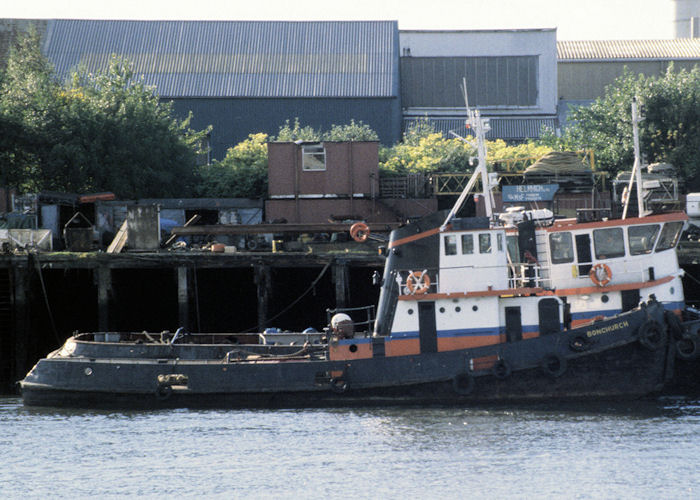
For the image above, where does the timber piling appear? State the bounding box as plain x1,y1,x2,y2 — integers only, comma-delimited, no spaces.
0,250,383,393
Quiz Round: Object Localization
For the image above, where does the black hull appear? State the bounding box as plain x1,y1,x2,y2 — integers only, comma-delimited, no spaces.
21,335,673,410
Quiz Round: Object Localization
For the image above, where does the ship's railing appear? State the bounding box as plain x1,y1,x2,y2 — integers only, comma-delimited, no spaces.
326,305,376,335
508,262,552,289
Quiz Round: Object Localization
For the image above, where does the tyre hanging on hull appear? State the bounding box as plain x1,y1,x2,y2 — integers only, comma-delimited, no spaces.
637,320,667,351
452,372,474,395
541,353,567,378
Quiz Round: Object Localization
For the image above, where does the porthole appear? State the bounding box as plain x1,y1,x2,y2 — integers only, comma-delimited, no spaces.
439,307,445,313
455,306,462,313
84,367,93,376
601,294,609,303
472,305,478,312
408,309,414,315
349,344,358,353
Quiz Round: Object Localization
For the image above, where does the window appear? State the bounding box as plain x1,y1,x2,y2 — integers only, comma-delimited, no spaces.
628,224,660,255
593,228,625,259
444,235,457,255
549,232,574,264
497,233,503,252
507,235,519,263
302,144,326,171
479,233,492,254
655,221,684,252
461,234,474,254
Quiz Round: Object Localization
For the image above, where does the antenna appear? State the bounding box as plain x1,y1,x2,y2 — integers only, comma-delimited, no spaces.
440,78,495,231
621,97,646,219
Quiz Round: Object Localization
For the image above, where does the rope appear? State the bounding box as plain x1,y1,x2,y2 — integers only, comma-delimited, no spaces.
30,253,61,345
243,259,333,332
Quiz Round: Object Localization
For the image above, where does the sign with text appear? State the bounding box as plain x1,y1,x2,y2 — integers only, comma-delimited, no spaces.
502,184,559,202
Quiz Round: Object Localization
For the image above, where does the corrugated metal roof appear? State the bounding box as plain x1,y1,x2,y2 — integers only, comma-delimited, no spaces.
558,39,700,61
43,20,398,98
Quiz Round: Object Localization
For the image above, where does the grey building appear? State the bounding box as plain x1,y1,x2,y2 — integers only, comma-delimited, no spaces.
21,19,402,160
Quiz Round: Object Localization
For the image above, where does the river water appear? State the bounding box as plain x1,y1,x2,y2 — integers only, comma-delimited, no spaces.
1,396,698,499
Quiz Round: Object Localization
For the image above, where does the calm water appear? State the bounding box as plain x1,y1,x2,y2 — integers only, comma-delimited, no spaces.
1,396,699,499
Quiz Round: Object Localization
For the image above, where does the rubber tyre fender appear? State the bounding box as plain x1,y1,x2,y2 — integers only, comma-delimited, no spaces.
452,372,475,395
664,310,685,341
541,353,567,378
638,320,667,351
155,385,173,401
676,337,699,360
492,359,512,380
329,378,348,394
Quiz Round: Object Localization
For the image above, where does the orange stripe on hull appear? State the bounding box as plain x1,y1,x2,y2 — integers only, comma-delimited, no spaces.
328,342,372,361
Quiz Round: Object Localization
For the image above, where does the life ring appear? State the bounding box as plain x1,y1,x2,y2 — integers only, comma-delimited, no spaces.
329,377,348,394
406,270,431,295
349,222,370,243
541,353,567,378
589,263,612,287
676,337,699,360
492,359,511,380
452,372,474,395
637,320,667,351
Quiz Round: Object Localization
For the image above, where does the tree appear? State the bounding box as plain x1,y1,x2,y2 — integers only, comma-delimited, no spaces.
273,118,322,142
324,119,379,141
196,133,268,198
543,67,700,187
0,31,209,197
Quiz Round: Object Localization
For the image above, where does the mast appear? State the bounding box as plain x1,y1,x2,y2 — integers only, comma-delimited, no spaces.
440,79,494,231
622,98,645,219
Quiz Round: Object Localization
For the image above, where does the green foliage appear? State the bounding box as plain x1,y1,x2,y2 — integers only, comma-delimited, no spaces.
273,118,322,142
324,119,379,141
542,66,700,187
0,31,209,197
379,120,475,176
196,133,268,198
487,140,554,172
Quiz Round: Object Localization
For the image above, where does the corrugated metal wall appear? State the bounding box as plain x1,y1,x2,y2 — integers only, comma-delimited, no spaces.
400,56,538,108
171,97,401,159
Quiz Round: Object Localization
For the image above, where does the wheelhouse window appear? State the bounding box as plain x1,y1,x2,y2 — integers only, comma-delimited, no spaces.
593,227,625,259
479,233,492,254
461,234,474,254
302,144,326,171
655,221,684,252
549,232,574,264
628,224,660,255
497,233,503,252
444,235,457,255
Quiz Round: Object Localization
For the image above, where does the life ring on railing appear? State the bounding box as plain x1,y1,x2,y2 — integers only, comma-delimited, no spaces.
589,263,612,287
349,222,370,243
406,270,431,295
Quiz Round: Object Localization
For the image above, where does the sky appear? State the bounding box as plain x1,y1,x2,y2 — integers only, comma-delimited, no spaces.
0,0,681,40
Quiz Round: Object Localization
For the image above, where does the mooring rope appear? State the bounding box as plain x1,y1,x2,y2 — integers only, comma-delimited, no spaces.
30,253,61,345
243,259,334,332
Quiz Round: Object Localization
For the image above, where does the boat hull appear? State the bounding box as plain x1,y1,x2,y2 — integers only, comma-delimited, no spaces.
20,302,675,409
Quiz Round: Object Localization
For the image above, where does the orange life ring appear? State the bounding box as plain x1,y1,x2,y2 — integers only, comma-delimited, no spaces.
349,222,370,243
406,270,431,294
589,263,612,287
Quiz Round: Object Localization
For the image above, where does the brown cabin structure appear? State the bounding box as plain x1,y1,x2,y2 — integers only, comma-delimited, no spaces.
265,141,436,224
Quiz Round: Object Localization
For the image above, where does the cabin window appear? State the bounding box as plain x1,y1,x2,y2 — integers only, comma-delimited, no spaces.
655,221,684,252
461,234,474,254
549,232,574,264
302,144,326,171
479,233,492,253
593,228,625,259
628,224,660,255
507,235,519,263
497,233,503,252
444,235,457,255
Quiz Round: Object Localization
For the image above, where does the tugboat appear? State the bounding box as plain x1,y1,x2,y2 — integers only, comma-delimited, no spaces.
20,100,697,408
